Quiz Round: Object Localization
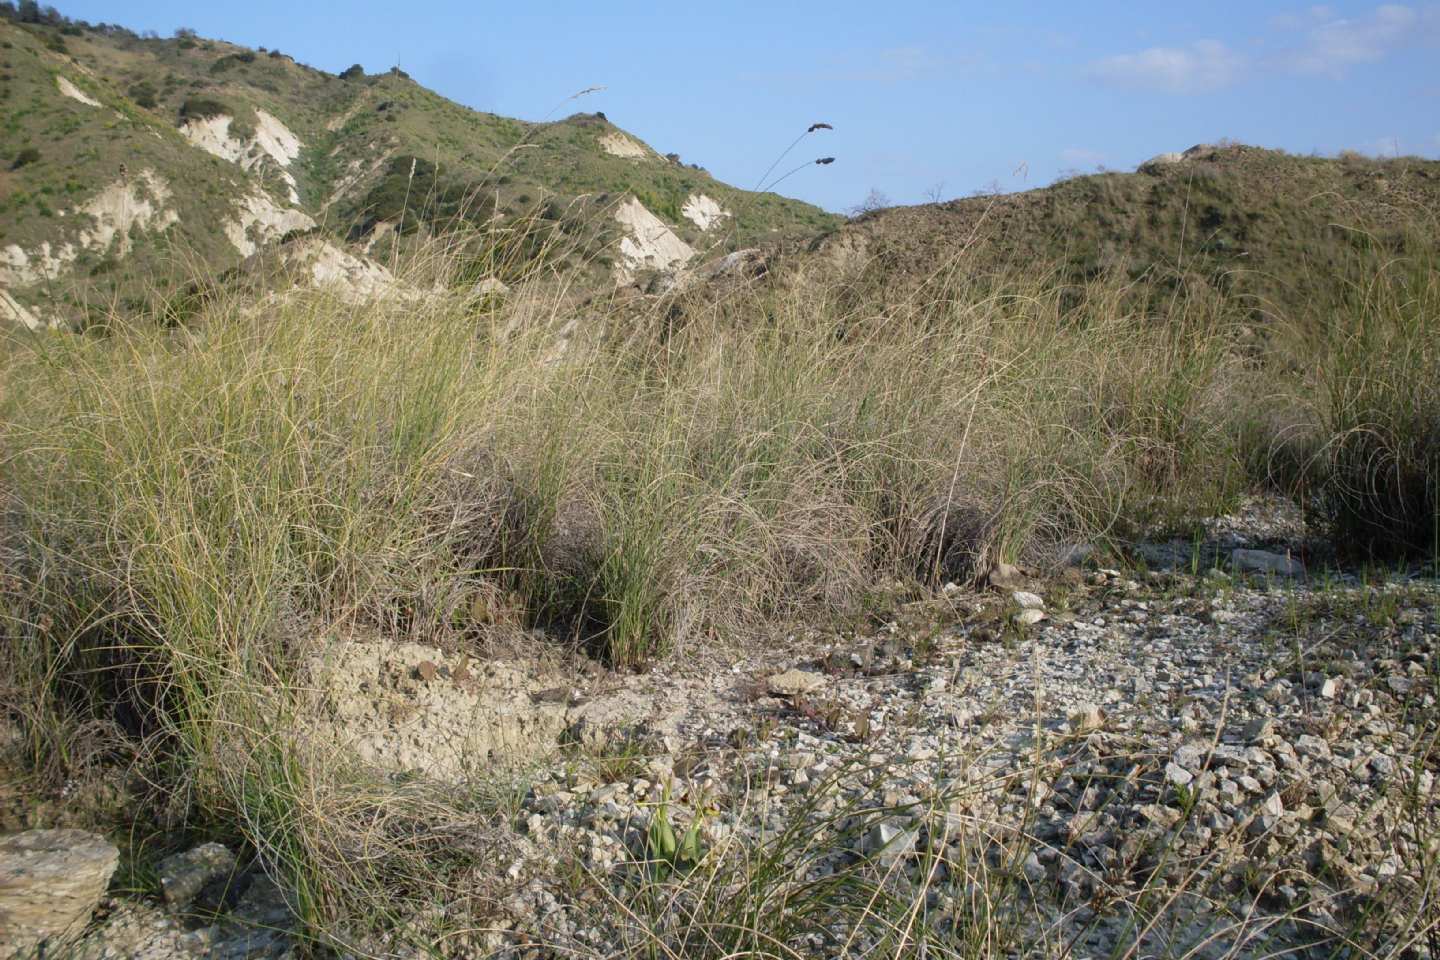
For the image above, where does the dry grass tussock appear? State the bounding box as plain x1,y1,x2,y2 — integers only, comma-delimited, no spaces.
0,223,1435,956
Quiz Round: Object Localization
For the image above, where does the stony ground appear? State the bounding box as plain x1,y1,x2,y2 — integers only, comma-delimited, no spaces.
13,500,1440,959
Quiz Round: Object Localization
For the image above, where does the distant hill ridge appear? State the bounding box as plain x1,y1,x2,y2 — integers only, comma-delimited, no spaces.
0,7,837,327
810,141,1440,322
4,6,1438,333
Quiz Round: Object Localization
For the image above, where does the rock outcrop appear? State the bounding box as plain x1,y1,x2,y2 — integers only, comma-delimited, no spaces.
0,289,47,331
181,110,305,204
55,75,102,108
156,843,238,911
613,197,695,282
0,170,179,287
1139,143,1221,174
681,193,729,231
224,189,316,258
598,133,650,159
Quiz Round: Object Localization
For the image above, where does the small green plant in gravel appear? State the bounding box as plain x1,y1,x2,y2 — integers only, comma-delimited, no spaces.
643,787,703,880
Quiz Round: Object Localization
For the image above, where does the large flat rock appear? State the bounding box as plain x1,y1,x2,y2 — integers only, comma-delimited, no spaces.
0,829,119,956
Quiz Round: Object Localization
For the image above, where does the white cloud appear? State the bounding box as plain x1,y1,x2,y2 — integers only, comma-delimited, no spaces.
1086,5,1438,94
1269,6,1337,30
1088,40,1244,93
1279,4,1440,75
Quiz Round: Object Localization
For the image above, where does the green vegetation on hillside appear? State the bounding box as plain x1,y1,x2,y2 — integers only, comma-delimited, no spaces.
0,9,837,328
833,143,1440,324
0,20,268,323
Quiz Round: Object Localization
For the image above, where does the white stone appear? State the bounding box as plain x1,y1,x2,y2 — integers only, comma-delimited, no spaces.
156,842,236,909
1011,591,1045,610
297,239,399,300
1230,549,1305,578
0,289,47,330
0,171,180,287
766,669,826,697
304,638,579,778
1165,762,1194,787
863,821,918,866
1173,743,1207,771
1068,703,1105,734
1139,151,1184,174
1015,608,1047,627
471,277,510,298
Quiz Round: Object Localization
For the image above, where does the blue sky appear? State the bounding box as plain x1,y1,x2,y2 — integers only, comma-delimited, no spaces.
61,1,1440,212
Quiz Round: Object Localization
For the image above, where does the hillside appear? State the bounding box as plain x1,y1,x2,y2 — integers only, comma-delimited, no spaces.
0,10,838,328
7,7,1438,335
810,142,1440,322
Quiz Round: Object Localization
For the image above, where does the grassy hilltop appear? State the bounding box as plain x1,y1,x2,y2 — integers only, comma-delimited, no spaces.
822,142,1440,321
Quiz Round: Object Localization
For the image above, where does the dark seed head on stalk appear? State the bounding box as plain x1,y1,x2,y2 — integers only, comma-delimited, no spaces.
808,122,834,133
816,157,835,165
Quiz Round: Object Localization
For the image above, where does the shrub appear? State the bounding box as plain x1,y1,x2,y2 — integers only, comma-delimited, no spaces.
10,145,39,169
229,114,255,142
210,51,256,74
848,187,889,217
178,95,228,121
354,155,497,234
339,63,364,80
1282,242,1440,559
127,80,157,109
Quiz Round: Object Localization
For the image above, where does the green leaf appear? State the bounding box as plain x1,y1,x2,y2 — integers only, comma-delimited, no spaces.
676,817,702,867
647,800,678,864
